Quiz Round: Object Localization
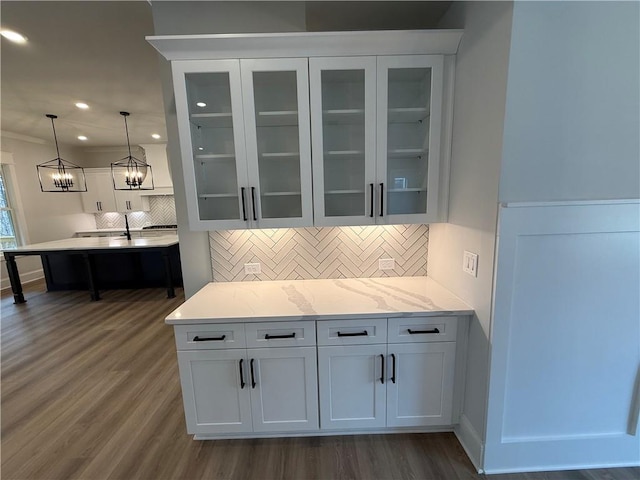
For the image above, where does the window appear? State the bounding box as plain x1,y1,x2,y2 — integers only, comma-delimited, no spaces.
0,165,19,249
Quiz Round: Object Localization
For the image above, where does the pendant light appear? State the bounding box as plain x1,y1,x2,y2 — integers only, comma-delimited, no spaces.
36,114,87,192
111,111,154,190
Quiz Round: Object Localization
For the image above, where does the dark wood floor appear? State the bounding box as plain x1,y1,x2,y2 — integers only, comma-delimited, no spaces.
2,280,639,480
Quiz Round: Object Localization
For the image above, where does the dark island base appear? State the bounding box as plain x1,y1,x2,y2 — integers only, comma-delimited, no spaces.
41,247,183,292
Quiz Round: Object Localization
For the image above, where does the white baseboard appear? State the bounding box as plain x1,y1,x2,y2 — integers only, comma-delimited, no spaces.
455,414,484,473
1,269,44,292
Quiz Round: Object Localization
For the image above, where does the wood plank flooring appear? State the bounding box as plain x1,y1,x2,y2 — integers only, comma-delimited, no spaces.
2,280,639,480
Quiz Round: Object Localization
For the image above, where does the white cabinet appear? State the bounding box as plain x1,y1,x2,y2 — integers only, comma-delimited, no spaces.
81,168,149,214
177,349,252,435
310,55,445,226
317,316,458,431
175,321,318,436
172,58,313,231
81,170,117,213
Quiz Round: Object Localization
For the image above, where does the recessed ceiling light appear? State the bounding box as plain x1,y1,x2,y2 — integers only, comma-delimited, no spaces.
77,135,88,141
198,147,204,151
196,102,207,108
151,133,161,139
0,30,27,44
75,102,89,110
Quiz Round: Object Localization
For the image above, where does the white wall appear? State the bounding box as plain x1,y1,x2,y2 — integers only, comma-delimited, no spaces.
429,1,513,469
0,135,95,286
499,1,640,203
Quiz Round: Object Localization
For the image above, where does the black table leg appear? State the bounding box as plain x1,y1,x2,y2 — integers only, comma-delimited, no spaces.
162,249,175,298
4,253,25,304
82,253,100,301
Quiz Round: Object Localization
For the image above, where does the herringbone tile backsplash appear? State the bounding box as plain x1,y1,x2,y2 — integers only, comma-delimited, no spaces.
209,224,428,282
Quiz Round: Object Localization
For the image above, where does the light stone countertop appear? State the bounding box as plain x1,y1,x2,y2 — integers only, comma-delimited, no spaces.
6,234,179,253
75,227,177,234
165,276,473,324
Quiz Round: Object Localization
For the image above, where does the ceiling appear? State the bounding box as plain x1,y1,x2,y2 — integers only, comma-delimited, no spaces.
0,1,453,149
0,1,166,148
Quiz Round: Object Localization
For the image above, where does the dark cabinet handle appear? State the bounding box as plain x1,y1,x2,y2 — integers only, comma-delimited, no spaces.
380,354,385,384
239,359,245,389
337,331,368,337
250,358,256,388
241,187,247,221
407,328,440,335
251,187,257,221
391,353,396,384
379,183,384,216
369,183,374,218
192,335,226,342
265,332,296,340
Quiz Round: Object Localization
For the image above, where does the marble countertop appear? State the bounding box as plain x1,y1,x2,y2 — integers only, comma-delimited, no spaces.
6,234,179,253
76,227,177,234
165,276,473,324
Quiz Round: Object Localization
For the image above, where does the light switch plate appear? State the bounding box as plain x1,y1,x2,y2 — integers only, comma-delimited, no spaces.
379,258,395,270
244,263,261,275
463,251,478,277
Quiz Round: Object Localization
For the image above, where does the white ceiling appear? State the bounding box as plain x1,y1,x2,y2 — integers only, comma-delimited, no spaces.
0,1,453,149
1,1,166,148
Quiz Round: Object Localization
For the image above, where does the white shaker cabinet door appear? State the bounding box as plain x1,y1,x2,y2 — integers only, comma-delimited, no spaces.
81,170,117,213
247,346,319,433
386,342,456,427
317,344,387,430
240,58,313,229
177,350,252,435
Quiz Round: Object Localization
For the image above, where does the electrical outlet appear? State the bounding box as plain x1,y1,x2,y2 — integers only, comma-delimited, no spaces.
379,258,395,270
244,263,261,275
463,251,478,277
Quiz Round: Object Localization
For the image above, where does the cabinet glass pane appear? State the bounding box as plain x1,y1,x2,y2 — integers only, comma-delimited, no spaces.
185,72,240,221
321,70,366,217
252,71,302,219
386,68,431,216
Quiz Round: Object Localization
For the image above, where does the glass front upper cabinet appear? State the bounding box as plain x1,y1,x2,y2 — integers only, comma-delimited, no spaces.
240,58,313,229
173,60,250,230
310,57,377,226
377,56,444,224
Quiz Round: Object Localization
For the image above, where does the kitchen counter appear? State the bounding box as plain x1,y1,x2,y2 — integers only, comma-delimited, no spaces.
4,235,181,303
75,227,177,237
165,276,473,324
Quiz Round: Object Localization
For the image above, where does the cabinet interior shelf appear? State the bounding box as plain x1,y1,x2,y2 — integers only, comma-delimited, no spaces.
256,110,298,127
388,107,430,124
325,189,365,195
322,109,365,125
260,152,300,159
196,153,235,160
387,188,426,193
261,191,302,197
190,112,233,128
325,150,364,161
199,193,238,199
387,148,427,158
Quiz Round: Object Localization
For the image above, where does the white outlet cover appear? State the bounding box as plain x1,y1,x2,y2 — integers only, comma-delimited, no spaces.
463,251,478,277
379,258,395,270
244,263,261,275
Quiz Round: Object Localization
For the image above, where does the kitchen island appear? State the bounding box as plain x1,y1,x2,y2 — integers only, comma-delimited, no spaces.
166,277,473,440
4,234,181,303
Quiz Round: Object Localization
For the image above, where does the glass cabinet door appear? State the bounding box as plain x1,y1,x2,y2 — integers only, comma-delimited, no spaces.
172,60,250,230
240,58,313,228
309,57,377,226
377,56,444,223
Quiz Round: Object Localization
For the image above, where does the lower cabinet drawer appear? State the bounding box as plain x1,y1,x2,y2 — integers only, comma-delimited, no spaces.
317,318,387,346
245,321,316,348
174,323,246,350
387,316,458,343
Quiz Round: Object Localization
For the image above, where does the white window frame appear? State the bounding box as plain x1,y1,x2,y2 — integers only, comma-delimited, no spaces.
0,151,29,252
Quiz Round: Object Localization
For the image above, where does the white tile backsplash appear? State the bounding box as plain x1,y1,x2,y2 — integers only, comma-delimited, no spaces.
94,195,177,228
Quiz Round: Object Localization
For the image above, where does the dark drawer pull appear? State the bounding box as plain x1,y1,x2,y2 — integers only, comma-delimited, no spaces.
407,328,440,335
250,358,256,389
239,359,245,389
391,353,396,384
380,354,385,384
193,335,226,342
337,330,368,337
265,332,296,340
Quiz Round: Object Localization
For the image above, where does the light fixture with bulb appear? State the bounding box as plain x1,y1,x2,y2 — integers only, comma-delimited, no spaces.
151,133,161,139
1,29,27,44
111,111,154,191
36,114,87,193
75,102,89,109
